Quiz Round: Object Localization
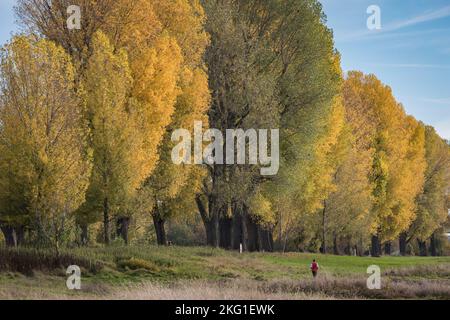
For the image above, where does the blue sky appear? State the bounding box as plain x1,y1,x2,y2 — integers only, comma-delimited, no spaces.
0,0,449,139
0,1,16,46
321,0,450,140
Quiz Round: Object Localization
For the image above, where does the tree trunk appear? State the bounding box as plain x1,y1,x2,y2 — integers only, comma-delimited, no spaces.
268,230,274,252
399,232,407,256
333,233,340,255
344,241,352,256
103,197,110,245
210,166,222,249
15,226,25,246
282,229,289,253
212,206,220,248
116,217,130,245
219,215,232,249
241,210,248,252
321,201,327,254
357,237,364,256
260,228,273,252
246,215,258,252
429,233,438,257
152,213,166,246
371,235,381,257
0,225,16,247
384,241,392,255
277,212,283,251
417,239,428,256
80,224,89,246
196,195,215,247
231,209,242,250
196,193,219,247
200,219,214,246
257,226,264,252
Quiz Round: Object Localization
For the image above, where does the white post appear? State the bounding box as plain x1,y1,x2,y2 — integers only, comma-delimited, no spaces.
240,243,243,254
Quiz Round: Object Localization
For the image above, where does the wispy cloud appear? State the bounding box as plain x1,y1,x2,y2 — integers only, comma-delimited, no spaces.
337,5,450,42
340,28,450,43
421,98,450,105
369,63,450,69
386,5,450,31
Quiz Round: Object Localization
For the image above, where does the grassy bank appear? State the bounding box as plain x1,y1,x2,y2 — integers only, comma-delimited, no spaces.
0,246,449,299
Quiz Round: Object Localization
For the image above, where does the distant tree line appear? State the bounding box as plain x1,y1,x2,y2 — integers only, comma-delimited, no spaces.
0,0,448,257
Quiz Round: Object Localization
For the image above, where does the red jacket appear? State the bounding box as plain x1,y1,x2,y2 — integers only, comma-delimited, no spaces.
311,262,319,271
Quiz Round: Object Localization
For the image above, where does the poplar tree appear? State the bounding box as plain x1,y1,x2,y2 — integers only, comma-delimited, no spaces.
80,31,140,245
16,0,208,243
198,0,341,251
343,72,426,256
0,36,91,253
401,126,450,255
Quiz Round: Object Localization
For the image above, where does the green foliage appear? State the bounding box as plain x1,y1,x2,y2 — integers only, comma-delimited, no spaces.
0,0,447,257
409,126,450,241
0,36,91,250
1,245,449,281
343,72,427,243
117,258,160,272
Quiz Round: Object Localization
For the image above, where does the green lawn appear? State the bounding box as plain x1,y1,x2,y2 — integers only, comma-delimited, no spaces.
262,252,450,276
1,246,449,299
53,245,450,282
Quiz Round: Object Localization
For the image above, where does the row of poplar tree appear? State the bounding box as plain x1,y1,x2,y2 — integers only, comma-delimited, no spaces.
0,0,449,257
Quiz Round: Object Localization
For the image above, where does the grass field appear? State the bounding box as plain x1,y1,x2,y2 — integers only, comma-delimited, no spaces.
0,246,449,300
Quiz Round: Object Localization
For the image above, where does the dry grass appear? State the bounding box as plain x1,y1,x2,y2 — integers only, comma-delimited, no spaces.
262,275,450,300
384,264,450,278
0,278,334,300
0,272,110,300
1,246,449,300
112,275,450,300
2,274,448,300
111,280,334,300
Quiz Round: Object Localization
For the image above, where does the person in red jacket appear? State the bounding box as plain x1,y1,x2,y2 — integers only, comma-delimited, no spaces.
310,259,319,278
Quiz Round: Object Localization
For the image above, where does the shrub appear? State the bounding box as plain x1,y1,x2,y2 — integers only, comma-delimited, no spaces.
116,258,159,272
0,247,103,275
